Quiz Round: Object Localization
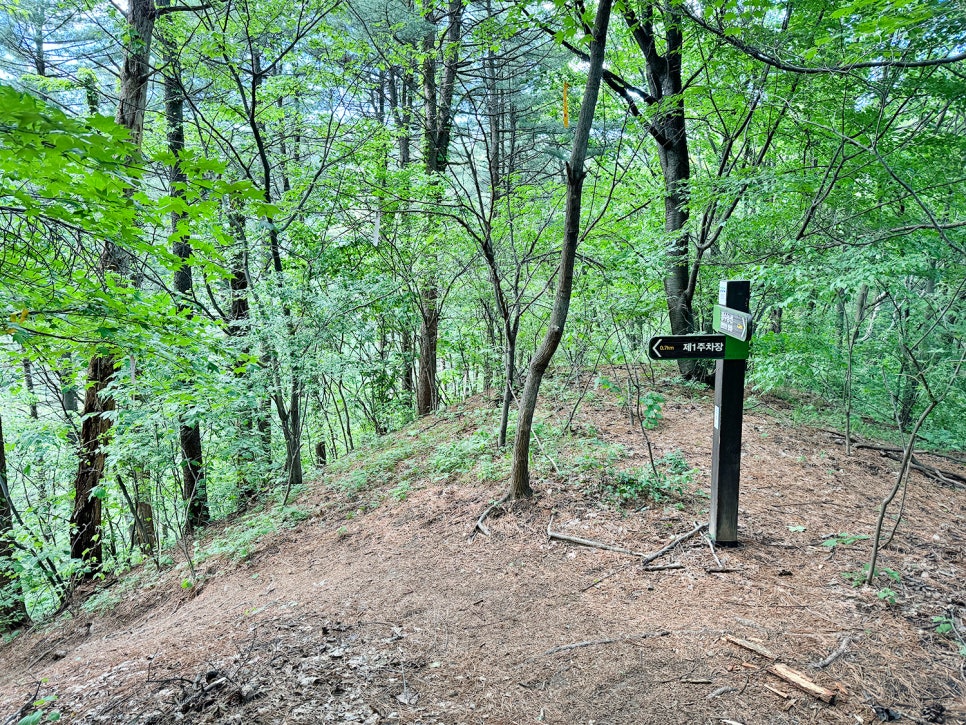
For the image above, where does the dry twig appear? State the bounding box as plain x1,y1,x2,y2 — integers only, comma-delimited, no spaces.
546,515,647,556
811,636,851,669
640,521,708,565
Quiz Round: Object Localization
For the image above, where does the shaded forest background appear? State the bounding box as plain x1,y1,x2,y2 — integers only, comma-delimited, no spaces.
0,0,964,625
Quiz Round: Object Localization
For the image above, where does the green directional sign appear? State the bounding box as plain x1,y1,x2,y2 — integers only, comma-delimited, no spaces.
649,335,726,360
714,305,753,342
648,334,749,361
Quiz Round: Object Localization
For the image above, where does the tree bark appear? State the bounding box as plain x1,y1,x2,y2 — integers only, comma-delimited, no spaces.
416,289,440,415
71,354,113,567
21,359,38,420
227,209,258,501
508,0,614,498
623,4,706,380
115,0,156,148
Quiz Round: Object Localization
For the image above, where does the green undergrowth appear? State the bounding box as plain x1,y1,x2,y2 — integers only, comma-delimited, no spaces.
193,504,310,565
79,497,313,615
320,390,699,514
323,406,514,504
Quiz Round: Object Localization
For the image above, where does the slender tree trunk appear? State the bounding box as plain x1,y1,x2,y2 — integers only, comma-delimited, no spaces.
21,359,38,420
415,0,462,416
844,285,869,456
59,357,78,415
0,416,28,629
416,290,440,415
163,10,209,531
499,335,516,448
508,0,614,498
400,329,415,395
246,53,303,489
226,209,260,503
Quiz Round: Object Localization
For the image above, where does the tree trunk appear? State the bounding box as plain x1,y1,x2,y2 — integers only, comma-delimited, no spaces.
163,10,209,531
70,0,156,577
416,290,440,415
400,329,415,395
115,0,156,148
498,336,516,448
414,0,462,417
508,0,614,498
625,4,704,380
227,209,258,502
21,359,38,420
0,416,28,630
71,354,113,568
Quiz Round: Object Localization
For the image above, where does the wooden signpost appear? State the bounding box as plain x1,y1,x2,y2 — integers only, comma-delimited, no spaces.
648,280,752,544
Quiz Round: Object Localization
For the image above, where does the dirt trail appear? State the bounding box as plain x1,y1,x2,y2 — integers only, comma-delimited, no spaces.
1,389,964,724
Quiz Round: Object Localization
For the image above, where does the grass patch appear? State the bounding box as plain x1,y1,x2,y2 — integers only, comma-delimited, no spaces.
194,504,309,564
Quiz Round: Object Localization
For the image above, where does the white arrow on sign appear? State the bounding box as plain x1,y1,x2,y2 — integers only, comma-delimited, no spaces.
651,338,663,358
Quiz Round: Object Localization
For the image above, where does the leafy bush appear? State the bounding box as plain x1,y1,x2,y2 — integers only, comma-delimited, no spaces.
601,451,696,505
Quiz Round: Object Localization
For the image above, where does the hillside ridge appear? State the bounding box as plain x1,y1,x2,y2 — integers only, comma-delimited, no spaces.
1,385,964,724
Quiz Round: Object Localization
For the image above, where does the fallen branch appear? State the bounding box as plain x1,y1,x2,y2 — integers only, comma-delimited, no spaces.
541,630,670,656
548,518,707,565
826,432,966,484
767,663,837,704
705,533,723,567
641,562,684,572
640,521,708,565
547,515,647,557
904,455,966,488
2,682,41,725
811,636,851,669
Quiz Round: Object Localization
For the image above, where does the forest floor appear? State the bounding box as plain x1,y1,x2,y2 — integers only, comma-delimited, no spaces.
1,373,965,725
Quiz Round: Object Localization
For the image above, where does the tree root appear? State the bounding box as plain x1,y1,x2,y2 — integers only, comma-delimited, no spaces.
473,494,511,537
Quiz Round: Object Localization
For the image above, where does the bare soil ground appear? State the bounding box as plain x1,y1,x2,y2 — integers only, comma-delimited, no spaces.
1,378,964,725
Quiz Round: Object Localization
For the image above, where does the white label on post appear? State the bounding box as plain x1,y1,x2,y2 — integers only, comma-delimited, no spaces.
714,405,720,430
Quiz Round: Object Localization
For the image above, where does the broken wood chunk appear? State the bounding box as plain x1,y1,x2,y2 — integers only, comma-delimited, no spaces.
767,663,837,704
